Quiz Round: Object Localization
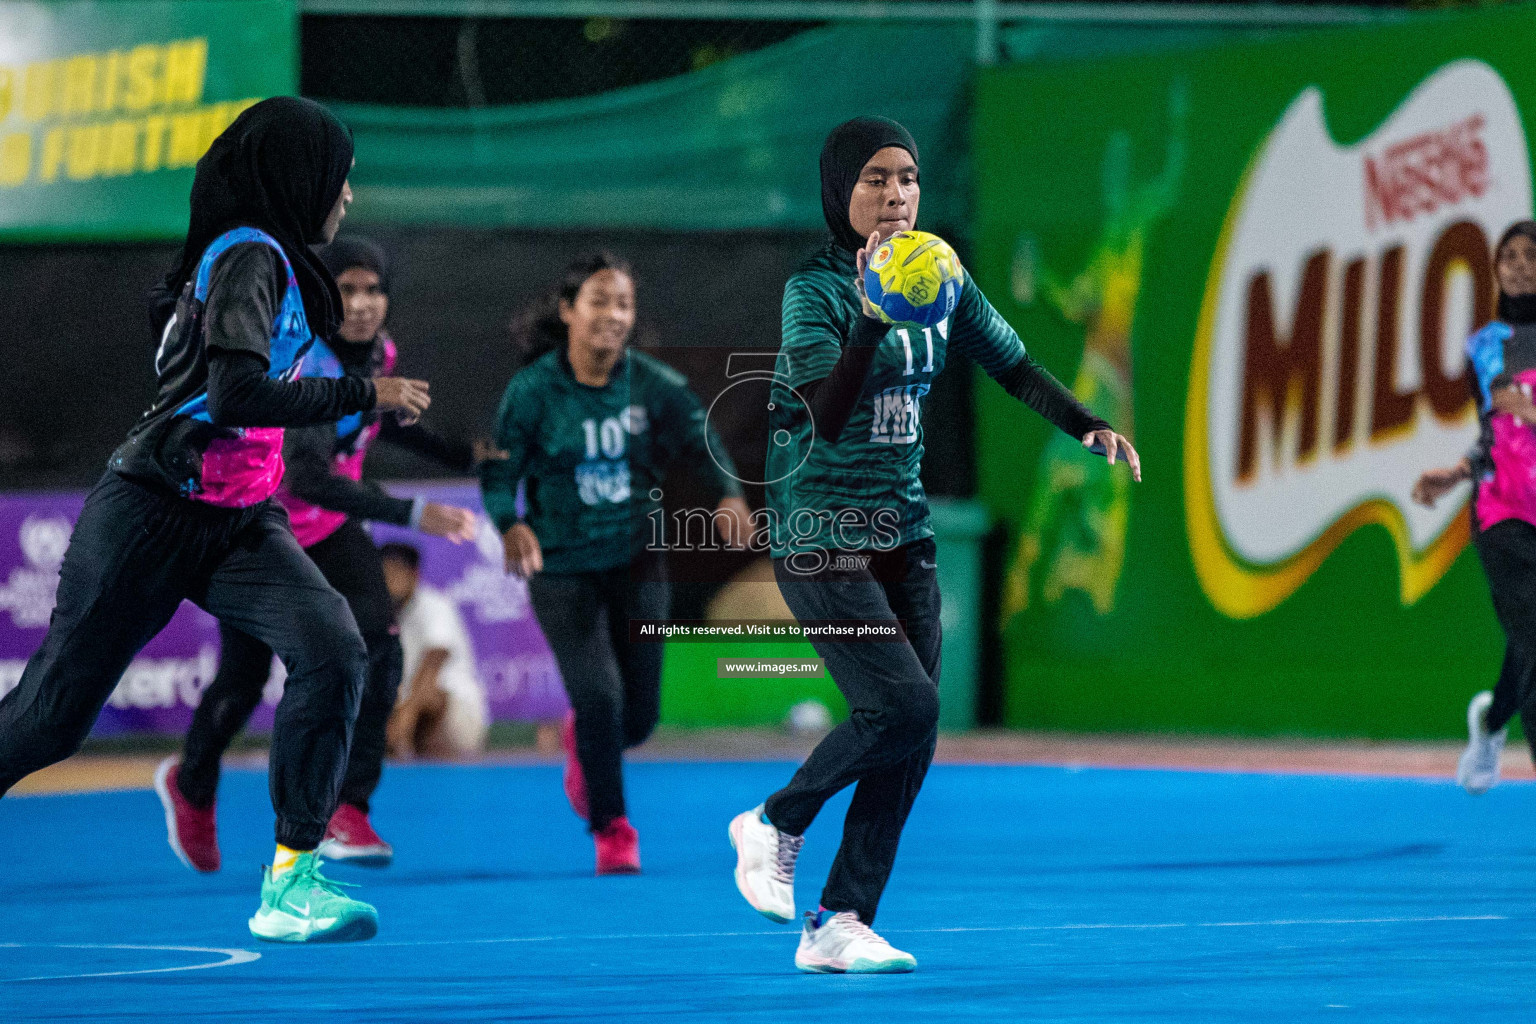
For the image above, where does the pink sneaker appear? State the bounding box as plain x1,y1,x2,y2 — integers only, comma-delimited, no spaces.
594,816,641,875
318,803,393,867
561,712,589,820
154,758,220,873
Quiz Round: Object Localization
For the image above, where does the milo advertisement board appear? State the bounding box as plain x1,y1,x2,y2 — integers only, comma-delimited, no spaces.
973,6,1536,738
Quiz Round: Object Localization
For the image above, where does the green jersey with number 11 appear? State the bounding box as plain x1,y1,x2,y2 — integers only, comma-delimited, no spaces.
767,243,1099,557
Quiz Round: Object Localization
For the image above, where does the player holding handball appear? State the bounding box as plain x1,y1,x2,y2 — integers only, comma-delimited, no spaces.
729,116,1139,973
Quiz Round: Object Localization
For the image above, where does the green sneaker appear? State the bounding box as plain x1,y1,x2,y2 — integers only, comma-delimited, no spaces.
248,851,378,943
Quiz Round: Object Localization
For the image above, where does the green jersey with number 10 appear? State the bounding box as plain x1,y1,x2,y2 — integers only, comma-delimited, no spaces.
482,348,743,575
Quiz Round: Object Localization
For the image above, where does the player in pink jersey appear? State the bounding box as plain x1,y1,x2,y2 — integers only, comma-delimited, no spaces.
1415,221,1536,795
157,236,494,873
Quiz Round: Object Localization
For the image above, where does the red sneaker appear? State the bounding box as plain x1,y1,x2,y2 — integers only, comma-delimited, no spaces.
561,712,589,820
154,758,220,873
594,816,641,875
318,803,394,867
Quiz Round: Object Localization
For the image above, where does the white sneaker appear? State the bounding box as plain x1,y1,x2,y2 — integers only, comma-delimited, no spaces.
1457,690,1506,795
729,805,801,923
794,911,916,974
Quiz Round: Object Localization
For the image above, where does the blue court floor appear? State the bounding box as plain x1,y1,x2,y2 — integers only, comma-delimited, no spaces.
3,760,1534,1022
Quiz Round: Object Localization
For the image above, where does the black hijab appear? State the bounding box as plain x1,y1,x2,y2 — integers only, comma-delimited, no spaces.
820,116,919,254
151,96,354,339
319,234,391,367
320,234,390,295
1497,220,1536,324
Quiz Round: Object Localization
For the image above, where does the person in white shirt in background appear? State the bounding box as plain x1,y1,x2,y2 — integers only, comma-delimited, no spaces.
381,543,490,758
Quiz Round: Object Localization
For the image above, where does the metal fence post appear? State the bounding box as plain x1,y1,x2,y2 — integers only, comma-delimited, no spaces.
975,0,999,66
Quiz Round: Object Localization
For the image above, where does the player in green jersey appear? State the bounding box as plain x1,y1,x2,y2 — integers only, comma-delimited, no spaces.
730,117,1140,973
482,252,749,875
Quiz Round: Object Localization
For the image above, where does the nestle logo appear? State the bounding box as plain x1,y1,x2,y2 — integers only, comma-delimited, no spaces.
1364,113,1488,230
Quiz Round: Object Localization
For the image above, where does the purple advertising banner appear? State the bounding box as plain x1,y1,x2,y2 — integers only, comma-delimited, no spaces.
0,481,566,737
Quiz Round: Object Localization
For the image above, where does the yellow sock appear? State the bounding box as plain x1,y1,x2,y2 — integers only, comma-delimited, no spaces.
271,844,304,880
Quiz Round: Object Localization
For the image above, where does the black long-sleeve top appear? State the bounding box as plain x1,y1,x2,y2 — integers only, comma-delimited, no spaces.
111,241,376,501
283,413,476,527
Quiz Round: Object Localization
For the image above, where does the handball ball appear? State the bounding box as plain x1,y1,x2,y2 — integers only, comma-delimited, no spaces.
786,699,833,736
863,230,964,327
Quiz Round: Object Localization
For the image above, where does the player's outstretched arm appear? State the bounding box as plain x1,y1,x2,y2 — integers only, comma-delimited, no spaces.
949,273,1139,480
1082,427,1142,483
373,376,431,425
1413,459,1471,508
378,416,477,472
203,244,394,430
283,423,416,523
206,350,376,428
416,503,477,544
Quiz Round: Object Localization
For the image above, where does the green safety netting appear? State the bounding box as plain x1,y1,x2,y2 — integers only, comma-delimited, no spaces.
330,18,1325,235
329,22,979,233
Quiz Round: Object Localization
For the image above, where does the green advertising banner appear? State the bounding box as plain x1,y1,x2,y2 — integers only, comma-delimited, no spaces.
0,0,296,241
973,6,1536,739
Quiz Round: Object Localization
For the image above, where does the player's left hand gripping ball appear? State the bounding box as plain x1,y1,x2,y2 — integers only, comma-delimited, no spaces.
862,231,964,327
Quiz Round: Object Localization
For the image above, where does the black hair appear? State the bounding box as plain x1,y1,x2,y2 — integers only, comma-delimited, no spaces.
508,251,634,367
379,542,421,570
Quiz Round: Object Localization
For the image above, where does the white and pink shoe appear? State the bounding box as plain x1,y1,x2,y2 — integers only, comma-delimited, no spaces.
795,910,916,974
729,804,801,923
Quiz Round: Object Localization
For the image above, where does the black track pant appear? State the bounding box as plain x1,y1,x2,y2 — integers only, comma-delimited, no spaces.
764,538,941,926
178,518,402,814
528,554,668,832
0,473,366,849
1475,518,1536,757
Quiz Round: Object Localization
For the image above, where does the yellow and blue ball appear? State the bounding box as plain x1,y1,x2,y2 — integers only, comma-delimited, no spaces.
862,230,963,327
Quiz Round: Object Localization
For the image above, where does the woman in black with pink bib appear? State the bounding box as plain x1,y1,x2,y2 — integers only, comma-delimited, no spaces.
1416,221,1536,796
0,98,429,943
157,236,487,875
